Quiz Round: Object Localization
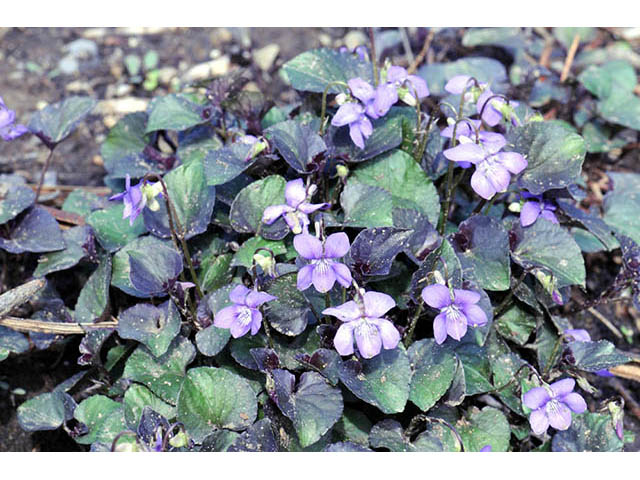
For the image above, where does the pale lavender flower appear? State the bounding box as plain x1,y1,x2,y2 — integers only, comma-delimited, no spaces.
440,120,504,168
480,445,492,452
323,291,400,359
523,378,587,435
386,66,429,103
477,88,519,127
331,102,373,149
0,96,29,141
294,232,353,293
443,134,527,200
109,175,145,225
347,77,396,120
214,284,276,338
563,328,591,343
444,75,480,97
520,192,558,227
421,284,488,344
262,179,329,234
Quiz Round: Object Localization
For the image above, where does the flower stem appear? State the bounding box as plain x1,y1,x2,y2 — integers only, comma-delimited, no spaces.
34,147,56,202
319,81,349,135
543,334,566,379
493,269,529,320
368,27,378,86
404,303,424,347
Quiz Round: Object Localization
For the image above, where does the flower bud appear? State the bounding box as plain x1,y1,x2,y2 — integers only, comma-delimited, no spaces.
169,431,189,448
253,252,276,277
336,164,349,180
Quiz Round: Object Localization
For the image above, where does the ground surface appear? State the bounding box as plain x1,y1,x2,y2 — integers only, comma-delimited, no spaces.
0,27,639,451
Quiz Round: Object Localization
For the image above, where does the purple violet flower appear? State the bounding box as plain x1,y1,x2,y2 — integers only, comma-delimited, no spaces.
421,284,488,344
262,179,329,234
443,134,527,200
213,284,276,338
386,66,429,104
0,96,29,141
523,378,587,435
347,77,396,120
294,232,353,293
331,101,373,149
109,175,145,225
323,291,400,359
479,445,492,452
520,192,558,227
444,75,480,97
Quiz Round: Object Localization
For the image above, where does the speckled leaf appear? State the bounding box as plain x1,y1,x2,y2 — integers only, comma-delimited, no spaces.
177,367,257,443
0,182,35,225
34,225,92,277
566,340,631,372
578,60,636,99
597,90,640,130
177,124,224,165
337,346,410,414
369,419,458,452
280,48,372,93
73,395,126,446
87,203,146,253
0,206,64,254
458,407,511,452
410,239,462,303
101,112,155,181
265,274,313,336
417,57,507,96
0,326,29,361
229,175,289,240
324,442,371,452
228,418,278,452
111,236,181,298
348,149,440,225
340,182,393,228
269,369,343,448
495,305,536,346
345,227,411,278
16,389,75,432
118,301,181,357
265,120,326,173
74,254,111,324
146,93,207,132
28,96,96,147
128,241,183,296
123,336,196,405
511,219,586,288
509,121,585,195
558,199,618,251
603,172,640,245
123,384,176,429
552,412,623,452
490,351,526,415
453,343,493,395
143,160,215,240
450,215,510,291
201,143,255,186
408,339,456,412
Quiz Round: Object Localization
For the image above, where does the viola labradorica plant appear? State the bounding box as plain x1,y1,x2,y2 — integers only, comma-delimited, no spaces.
213,284,276,338
421,284,488,344
523,379,587,435
323,289,400,359
261,178,328,234
294,232,353,293
5,29,638,453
